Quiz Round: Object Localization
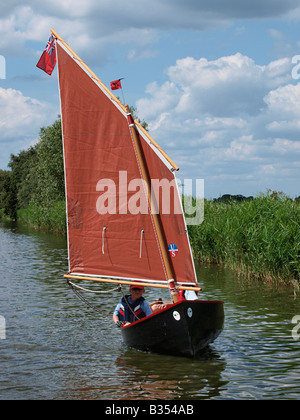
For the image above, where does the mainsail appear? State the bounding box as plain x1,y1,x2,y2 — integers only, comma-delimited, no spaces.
54,30,198,291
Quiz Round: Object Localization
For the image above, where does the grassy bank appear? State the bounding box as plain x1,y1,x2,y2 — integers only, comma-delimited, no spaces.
3,192,300,286
17,201,66,235
0,208,10,221
188,193,299,286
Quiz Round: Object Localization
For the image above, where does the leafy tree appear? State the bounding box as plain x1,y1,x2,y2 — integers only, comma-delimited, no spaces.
14,147,38,208
1,116,64,220
0,169,9,209
30,116,64,207
1,107,146,225
1,147,37,219
1,171,17,220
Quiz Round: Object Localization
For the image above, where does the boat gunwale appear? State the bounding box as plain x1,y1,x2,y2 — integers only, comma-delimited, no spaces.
120,299,224,330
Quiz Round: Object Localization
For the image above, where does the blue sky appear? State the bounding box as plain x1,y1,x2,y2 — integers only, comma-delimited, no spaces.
0,0,299,198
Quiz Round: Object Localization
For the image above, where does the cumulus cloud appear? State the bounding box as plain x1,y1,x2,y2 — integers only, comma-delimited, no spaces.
1,0,300,60
137,53,292,123
136,53,300,196
1,1,299,195
0,87,49,138
0,87,56,167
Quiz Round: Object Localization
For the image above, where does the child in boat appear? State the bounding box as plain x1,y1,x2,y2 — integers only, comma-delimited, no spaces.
113,283,152,327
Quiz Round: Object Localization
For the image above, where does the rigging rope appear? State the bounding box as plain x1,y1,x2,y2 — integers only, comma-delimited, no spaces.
68,280,120,294
67,280,121,317
67,280,140,322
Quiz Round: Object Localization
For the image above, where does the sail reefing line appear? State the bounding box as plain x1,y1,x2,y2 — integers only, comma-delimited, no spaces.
139,229,144,258
101,227,107,255
53,29,200,294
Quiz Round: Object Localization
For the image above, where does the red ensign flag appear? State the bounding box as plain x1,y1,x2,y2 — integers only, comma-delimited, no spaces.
110,79,122,90
36,34,57,75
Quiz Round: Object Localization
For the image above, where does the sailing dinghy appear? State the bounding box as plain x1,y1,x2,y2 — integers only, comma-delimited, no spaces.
50,29,224,358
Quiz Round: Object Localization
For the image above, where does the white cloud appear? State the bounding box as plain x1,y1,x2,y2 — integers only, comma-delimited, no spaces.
137,53,293,126
0,87,48,138
0,87,56,168
1,1,300,59
0,1,299,196
136,53,300,196
264,83,300,117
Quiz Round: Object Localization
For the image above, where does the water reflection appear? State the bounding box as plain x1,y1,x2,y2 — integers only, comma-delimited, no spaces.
1,221,300,400
53,346,228,400
112,347,228,400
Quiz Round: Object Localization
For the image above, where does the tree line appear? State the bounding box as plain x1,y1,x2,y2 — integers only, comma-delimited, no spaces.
0,106,147,231
0,117,65,224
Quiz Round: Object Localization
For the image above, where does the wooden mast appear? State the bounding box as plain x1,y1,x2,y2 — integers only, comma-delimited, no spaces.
126,106,179,302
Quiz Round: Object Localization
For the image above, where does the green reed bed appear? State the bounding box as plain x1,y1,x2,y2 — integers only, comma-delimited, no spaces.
8,191,300,286
17,200,66,235
188,193,300,285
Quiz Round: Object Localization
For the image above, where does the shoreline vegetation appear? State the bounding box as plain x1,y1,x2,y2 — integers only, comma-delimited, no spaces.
0,117,299,287
188,193,299,288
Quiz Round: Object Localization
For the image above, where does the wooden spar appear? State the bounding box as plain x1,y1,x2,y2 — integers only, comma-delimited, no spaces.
126,105,180,301
135,123,179,171
64,274,202,292
50,28,178,172
51,29,124,110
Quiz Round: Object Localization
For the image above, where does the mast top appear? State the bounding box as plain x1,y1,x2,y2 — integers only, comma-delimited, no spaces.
51,28,179,171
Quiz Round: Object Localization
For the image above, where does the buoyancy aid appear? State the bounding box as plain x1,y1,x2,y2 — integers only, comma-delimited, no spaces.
118,295,146,323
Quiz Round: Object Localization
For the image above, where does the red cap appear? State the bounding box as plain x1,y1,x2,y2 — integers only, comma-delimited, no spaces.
129,281,145,291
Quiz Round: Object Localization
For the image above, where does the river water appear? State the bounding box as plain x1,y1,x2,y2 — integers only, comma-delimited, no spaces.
0,220,300,400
